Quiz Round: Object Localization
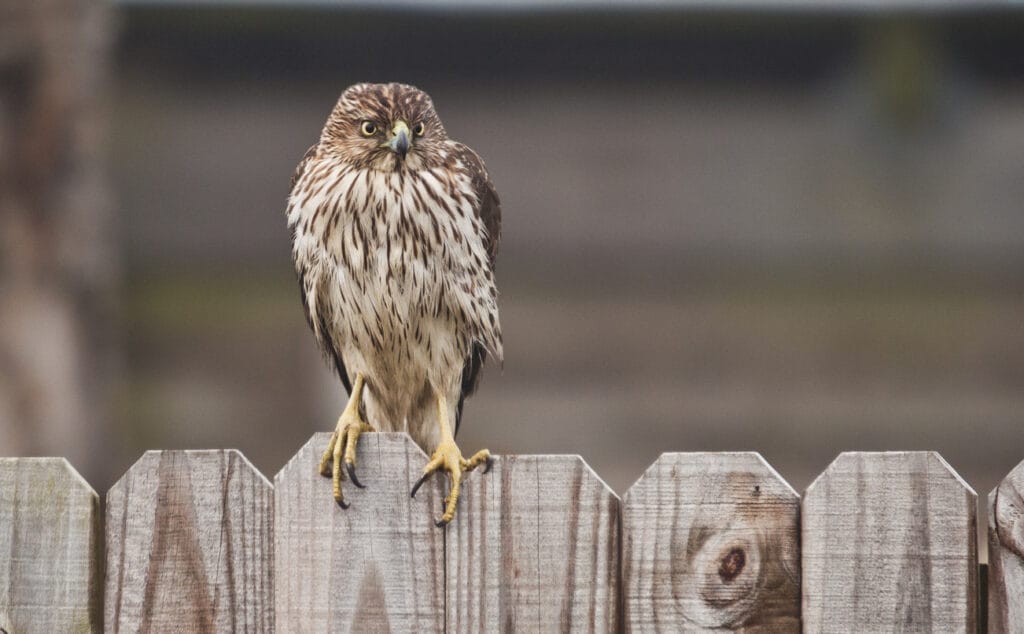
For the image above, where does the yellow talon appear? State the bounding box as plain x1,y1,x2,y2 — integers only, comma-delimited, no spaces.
410,391,491,526
318,374,375,508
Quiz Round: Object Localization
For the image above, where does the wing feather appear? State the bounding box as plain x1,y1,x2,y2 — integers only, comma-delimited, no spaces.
453,142,501,269
451,142,502,435
291,144,352,395
290,144,318,191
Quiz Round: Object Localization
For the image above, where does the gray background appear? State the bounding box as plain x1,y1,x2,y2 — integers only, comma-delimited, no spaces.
84,6,1024,504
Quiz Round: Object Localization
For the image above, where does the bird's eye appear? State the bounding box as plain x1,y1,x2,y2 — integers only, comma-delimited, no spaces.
412,122,425,137
360,121,378,136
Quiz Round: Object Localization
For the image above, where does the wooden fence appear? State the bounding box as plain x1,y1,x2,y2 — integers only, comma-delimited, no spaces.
1,433,1022,632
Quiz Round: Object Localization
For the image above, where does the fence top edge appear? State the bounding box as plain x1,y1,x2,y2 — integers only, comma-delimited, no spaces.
274,431,429,484
929,451,977,498
561,453,619,500
622,451,797,503
269,434,621,499
992,460,1024,515
112,448,273,494
804,450,977,499
488,453,618,497
993,457,1024,495
0,456,98,499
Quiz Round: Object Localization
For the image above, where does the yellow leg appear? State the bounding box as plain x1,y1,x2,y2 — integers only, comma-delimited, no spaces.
410,392,491,526
318,374,375,508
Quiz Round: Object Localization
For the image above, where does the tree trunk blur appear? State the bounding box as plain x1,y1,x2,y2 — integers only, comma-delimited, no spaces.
0,0,115,483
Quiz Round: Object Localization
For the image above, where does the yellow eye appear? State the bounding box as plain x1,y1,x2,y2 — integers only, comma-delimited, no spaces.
360,121,377,136
412,122,425,137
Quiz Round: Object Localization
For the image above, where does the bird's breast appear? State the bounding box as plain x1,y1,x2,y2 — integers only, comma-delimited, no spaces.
289,160,494,371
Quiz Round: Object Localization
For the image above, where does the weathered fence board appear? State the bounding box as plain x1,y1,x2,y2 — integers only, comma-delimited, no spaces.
0,458,102,633
802,451,977,633
274,432,445,633
989,459,1024,632
621,452,800,632
446,454,620,632
104,449,273,632
9,439,1024,632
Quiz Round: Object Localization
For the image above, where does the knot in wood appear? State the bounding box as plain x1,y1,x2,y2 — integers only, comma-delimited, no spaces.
718,547,746,582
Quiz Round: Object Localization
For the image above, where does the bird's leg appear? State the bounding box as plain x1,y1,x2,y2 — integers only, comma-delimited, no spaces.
318,373,375,508
410,391,491,526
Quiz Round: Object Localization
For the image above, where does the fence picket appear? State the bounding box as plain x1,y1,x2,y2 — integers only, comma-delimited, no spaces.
104,449,273,632
802,451,977,632
0,458,102,633
446,454,620,632
989,459,1024,632
3,440,1009,631
274,432,445,632
621,452,800,632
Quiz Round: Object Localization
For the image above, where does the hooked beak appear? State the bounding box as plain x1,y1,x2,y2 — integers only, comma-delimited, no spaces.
387,120,411,159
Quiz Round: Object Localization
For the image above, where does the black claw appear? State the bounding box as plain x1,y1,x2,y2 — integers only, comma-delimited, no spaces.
336,497,350,510
346,462,365,489
435,518,448,528
410,471,432,499
482,456,494,474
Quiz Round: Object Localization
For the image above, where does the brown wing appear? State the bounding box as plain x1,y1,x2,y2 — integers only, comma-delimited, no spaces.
290,144,318,191
290,144,352,395
451,142,502,435
453,142,501,270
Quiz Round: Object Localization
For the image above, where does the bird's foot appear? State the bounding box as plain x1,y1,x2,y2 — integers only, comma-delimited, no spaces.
318,409,375,508
411,441,492,526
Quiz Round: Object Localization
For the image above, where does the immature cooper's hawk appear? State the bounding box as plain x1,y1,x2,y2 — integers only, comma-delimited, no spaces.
287,83,502,525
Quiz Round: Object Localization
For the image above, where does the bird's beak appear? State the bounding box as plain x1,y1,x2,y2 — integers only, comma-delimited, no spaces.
387,120,411,159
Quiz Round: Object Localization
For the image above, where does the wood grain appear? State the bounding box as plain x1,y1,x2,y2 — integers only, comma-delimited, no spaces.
0,458,102,633
621,452,800,632
274,432,445,633
989,459,1024,632
104,449,273,632
802,452,977,633
446,454,619,632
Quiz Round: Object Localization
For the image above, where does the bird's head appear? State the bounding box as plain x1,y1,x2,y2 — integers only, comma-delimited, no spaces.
322,82,448,171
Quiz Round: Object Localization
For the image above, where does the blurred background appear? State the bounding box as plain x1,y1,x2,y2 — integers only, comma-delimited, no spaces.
1,1,1022,512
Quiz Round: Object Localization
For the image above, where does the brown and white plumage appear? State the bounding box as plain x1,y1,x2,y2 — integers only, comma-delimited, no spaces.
287,83,502,475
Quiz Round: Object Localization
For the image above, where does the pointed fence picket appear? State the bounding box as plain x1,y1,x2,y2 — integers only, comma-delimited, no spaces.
0,458,102,633
104,450,273,633
2,437,1022,632
989,459,1024,633
274,433,446,632
446,453,619,632
621,452,800,632
801,452,978,633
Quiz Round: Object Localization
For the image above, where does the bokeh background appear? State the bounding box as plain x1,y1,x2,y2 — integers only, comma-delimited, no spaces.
2,1,1022,520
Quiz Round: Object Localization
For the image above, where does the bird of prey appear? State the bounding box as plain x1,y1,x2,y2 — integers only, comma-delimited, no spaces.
287,83,502,525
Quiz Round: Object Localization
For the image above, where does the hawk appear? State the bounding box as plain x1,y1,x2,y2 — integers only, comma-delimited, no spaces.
287,83,502,525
